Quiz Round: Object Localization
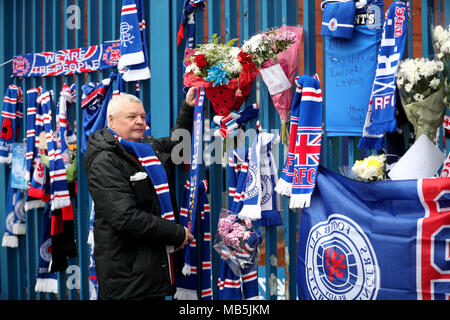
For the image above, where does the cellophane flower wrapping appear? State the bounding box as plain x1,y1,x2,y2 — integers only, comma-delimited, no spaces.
396,57,446,143
242,26,302,143
183,35,259,116
213,208,259,277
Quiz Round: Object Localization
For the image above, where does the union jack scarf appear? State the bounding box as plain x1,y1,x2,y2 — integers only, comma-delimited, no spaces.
56,83,76,157
118,0,150,81
39,90,71,211
107,128,177,284
358,1,408,150
217,229,262,300
175,179,212,300
275,74,322,209
0,85,23,164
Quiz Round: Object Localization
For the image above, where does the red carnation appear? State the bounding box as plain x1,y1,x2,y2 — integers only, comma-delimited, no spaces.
193,54,208,68
237,50,252,64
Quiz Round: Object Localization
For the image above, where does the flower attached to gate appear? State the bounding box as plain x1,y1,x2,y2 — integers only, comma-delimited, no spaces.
351,154,386,182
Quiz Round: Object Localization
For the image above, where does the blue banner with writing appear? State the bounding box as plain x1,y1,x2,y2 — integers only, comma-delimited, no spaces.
297,166,450,300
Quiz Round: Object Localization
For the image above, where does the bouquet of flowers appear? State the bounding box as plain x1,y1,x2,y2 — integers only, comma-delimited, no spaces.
433,24,450,107
213,208,259,276
243,26,302,144
396,57,445,143
184,34,259,116
351,154,386,182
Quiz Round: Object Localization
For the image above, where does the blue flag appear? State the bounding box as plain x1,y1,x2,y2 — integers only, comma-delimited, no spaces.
297,166,450,300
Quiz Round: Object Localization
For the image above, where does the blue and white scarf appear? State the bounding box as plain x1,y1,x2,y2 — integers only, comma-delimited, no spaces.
35,204,58,294
175,179,212,300
177,0,205,96
25,87,42,183
217,229,262,300
358,1,408,150
81,69,117,154
118,0,150,81
0,85,23,164
87,201,98,300
239,132,282,226
2,175,23,247
275,75,323,209
39,90,71,211
56,83,76,157
108,128,177,283
228,148,249,215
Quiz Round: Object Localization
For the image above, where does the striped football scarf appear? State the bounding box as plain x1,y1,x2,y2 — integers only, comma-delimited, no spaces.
107,128,176,283
275,74,323,209
56,83,76,156
358,1,408,150
0,85,23,164
175,179,212,300
39,90,71,211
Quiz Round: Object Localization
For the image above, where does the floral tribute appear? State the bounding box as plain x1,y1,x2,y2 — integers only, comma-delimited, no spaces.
351,154,386,182
183,29,299,117
396,57,445,143
433,24,450,107
213,209,258,276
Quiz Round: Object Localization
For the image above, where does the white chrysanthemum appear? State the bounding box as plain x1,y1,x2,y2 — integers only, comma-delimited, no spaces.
404,82,413,92
430,77,440,89
414,93,425,102
242,34,264,53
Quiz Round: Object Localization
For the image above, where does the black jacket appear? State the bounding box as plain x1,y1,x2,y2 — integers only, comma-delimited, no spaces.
85,100,194,300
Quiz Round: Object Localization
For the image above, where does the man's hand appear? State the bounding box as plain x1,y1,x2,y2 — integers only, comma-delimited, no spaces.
185,87,197,107
177,226,194,250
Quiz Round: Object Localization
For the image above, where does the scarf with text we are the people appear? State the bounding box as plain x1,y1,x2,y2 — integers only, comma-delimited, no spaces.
174,179,212,300
275,74,323,209
0,85,23,164
39,90,71,211
108,128,177,283
358,1,408,150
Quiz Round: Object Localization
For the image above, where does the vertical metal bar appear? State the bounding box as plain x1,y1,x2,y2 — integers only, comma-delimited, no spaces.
74,0,89,300
239,0,256,104
224,0,237,43
303,0,316,75
421,0,434,57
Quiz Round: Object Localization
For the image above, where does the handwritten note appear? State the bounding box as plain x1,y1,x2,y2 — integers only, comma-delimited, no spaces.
259,63,292,95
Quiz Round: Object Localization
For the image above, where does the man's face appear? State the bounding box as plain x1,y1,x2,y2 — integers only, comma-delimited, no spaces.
109,101,146,142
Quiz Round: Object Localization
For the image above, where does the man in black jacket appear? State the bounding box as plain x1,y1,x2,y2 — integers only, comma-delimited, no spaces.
85,88,196,300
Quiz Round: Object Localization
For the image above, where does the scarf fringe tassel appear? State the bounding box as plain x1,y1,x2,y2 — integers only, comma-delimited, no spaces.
35,278,58,294
358,136,385,150
274,178,292,196
13,223,26,235
289,193,312,209
25,200,46,212
366,121,397,136
2,233,18,247
174,287,198,300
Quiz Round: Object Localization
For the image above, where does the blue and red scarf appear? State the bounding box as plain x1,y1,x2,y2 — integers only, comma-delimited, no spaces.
275,74,323,209
358,1,408,150
0,85,23,164
108,128,176,283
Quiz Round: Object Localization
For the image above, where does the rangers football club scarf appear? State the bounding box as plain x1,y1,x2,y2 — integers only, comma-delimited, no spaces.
56,83,76,157
175,179,212,300
0,85,23,164
217,229,262,300
183,87,205,268
118,0,150,81
12,188,26,236
212,103,260,138
358,1,408,150
87,203,98,300
177,0,205,96
80,69,117,154
320,0,357,39
39,90,71,211
108,128,177,284
239,132,282,226
12,41,120,78
25,87,42,183
297,165,450,300
228,148,249,215
35,204,58,294
275,74,323,209
2,175,21,247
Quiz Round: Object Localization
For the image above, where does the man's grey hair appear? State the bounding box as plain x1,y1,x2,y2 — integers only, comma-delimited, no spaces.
107,93,143,120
